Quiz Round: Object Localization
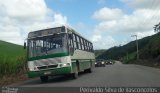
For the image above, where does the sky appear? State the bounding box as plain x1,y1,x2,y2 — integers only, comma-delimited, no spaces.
0,0,160,49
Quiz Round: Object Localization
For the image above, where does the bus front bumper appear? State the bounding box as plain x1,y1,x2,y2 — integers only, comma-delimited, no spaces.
28,67,71,78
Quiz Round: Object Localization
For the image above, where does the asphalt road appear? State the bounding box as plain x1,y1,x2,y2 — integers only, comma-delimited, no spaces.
10,61,160,87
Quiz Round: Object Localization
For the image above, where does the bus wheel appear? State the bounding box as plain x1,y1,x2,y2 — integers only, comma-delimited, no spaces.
40,76,48,82
72,66,78,79
85,68,92,73
88,68,92,73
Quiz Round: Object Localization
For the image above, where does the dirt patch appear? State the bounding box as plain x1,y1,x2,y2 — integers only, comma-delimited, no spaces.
0,73,29,87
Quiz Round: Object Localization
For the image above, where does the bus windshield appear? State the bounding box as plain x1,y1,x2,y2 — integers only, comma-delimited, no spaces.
28,33,67,58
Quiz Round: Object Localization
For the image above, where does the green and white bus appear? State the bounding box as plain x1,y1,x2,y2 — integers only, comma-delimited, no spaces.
26,26,95,82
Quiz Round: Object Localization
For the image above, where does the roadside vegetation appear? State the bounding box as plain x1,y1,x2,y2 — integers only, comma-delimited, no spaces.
95,32,160,67
0,40,27,86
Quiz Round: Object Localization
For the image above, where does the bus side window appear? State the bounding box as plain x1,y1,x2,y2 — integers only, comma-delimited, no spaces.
75,35,79,49
90,43,93,52
84,40,87,51
89,42,91,52
86,41,88,51
77,36,81,50
68,36,73,48
88,42,90,52
91,43,93,52
71,34,74,49
73,34,77,49
81,38,84,50
88,43,90,52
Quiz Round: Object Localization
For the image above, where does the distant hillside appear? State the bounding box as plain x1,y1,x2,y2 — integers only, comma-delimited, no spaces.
94,49,106,57
96,32,160,63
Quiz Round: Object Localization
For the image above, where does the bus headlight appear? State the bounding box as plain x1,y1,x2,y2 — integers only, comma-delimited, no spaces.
63,63,67,67
29,68,33,71
28,62,39,71
29,66,38,71
60,63,70,67
102,62,104,64
34,66,39,71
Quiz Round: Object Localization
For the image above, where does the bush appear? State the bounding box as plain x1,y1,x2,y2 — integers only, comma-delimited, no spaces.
123,52,136,64
0,55,27,77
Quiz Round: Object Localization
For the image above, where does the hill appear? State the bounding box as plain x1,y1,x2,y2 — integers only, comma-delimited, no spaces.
94,49,106,58
0,40,26,76
96,32,160,64
0,40,25,58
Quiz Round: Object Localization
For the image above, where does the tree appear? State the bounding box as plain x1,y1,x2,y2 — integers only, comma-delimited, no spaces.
154,22,160,32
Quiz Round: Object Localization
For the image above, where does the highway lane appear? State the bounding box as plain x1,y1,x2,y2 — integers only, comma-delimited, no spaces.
10,61,160,87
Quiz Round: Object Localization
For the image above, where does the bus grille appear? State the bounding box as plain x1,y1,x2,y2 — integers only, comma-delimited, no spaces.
37,66,47,70
48,65,58,68
37,64,58,70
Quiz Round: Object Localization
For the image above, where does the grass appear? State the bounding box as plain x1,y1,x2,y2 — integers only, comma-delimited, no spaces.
0,40,24,58
0,40,27,77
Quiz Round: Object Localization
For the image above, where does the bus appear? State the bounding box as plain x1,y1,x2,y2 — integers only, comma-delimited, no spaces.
25,26,95,82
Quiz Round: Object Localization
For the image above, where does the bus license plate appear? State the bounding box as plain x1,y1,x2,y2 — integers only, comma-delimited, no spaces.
44,71,51,75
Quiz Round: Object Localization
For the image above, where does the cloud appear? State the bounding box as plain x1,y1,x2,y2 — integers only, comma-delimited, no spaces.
0,0,68,45
92,34,102,43
91,5,160,49
121,0,160,10
135,31,155,39
0,25,23,44
91,34,117,49
92,7,124,21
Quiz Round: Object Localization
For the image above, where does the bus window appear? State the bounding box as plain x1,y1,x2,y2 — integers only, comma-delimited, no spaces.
74,35,79,49
73,34,77,49
68,35,74,48
28,34,66,58
80,38,84,50
83,40,86,51
91,43,94,52
86,41,89,51
77,36,82,50
89,43,91,52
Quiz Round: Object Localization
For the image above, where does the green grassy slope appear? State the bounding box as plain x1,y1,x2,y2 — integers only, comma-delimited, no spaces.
0,40,26,76
0,40,25,58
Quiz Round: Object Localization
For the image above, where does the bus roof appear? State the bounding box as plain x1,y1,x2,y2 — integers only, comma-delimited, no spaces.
28,26,65,39
28,26,92,43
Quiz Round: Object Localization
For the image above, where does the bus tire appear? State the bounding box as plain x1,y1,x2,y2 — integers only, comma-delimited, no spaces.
72,66,78,79
40,76,48,82
85,68,92,73
86,61,92,73
88,68,92,73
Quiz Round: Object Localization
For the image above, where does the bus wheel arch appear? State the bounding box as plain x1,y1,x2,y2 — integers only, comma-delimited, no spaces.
85,60,92,73
76,60,80,71
72,60,79,79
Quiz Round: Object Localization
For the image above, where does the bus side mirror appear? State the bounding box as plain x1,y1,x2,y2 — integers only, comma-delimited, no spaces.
24,42,26,49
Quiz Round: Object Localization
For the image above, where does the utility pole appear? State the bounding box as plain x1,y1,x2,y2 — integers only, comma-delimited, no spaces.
126,52,129,60
131,35,139,60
